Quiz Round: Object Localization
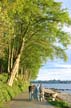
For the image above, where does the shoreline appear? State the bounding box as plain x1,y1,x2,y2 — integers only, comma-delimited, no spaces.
57,92,71,106
44,88,71,107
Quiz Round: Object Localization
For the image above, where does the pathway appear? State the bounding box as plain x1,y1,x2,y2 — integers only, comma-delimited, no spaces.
3,92,56,108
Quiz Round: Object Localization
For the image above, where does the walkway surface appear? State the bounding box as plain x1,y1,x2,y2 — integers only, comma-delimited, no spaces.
3,92,56,108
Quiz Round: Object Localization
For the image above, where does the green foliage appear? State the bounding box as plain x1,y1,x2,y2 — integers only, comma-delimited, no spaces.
0,3,14,57
48,98,70,108
0,74,28,104
0,0,71,80
0,73,8,83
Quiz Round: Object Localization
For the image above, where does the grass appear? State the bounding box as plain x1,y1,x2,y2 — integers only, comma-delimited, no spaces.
48,97,70,108
0,73,28,105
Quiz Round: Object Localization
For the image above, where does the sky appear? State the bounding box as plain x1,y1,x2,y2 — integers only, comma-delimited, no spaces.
36,0,71,81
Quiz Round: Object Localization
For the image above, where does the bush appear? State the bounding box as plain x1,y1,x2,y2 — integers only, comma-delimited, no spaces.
0,73,28,105
48,98,70,108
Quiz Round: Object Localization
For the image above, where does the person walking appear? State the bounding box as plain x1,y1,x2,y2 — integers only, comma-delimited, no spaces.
39,84,45,102
35,84,40,101
28,84,34,101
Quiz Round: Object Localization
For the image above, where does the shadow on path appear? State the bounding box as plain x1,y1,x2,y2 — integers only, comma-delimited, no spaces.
12,98,29,102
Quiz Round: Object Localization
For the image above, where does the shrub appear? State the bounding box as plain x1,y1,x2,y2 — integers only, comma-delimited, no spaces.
0,73,28,105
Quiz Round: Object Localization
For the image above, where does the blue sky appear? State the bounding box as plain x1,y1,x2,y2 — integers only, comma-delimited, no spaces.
36,0,71,81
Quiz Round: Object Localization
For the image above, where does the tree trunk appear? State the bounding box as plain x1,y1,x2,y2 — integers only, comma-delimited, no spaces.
8,54,20,86
8,44,11,74
23,69,31,82
8,38,25,86
11,45,14,70
23,70,28,82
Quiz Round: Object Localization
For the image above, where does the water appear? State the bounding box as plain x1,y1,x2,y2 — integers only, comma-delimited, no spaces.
42,83,71,94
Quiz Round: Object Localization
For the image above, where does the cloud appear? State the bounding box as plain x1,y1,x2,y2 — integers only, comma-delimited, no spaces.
42,62,71,69
55,64,71,69
37,68,71,80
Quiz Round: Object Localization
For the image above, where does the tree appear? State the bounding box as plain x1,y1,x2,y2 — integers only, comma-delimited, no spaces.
0,0,71,86
0,1,15,73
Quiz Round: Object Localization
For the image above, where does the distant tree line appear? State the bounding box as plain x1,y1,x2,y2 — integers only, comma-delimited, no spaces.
31,80,71,84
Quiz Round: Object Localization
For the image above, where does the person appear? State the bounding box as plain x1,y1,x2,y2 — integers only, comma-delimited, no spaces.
39,84,45,102
35,84,40,101
33,84,39,100
28,83,34,101
40,88,45,101
34,84,43,101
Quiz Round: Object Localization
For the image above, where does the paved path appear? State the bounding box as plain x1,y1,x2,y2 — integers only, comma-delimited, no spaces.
4,92,56,108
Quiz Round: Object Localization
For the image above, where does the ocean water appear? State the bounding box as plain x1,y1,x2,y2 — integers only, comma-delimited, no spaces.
42,83,71,94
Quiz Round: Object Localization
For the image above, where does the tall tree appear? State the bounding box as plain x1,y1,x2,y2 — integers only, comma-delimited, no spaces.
0,0,71,86
0,1,14,73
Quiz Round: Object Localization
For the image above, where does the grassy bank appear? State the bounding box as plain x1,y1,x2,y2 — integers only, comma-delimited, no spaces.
48,98,70,108
0,73,28,105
